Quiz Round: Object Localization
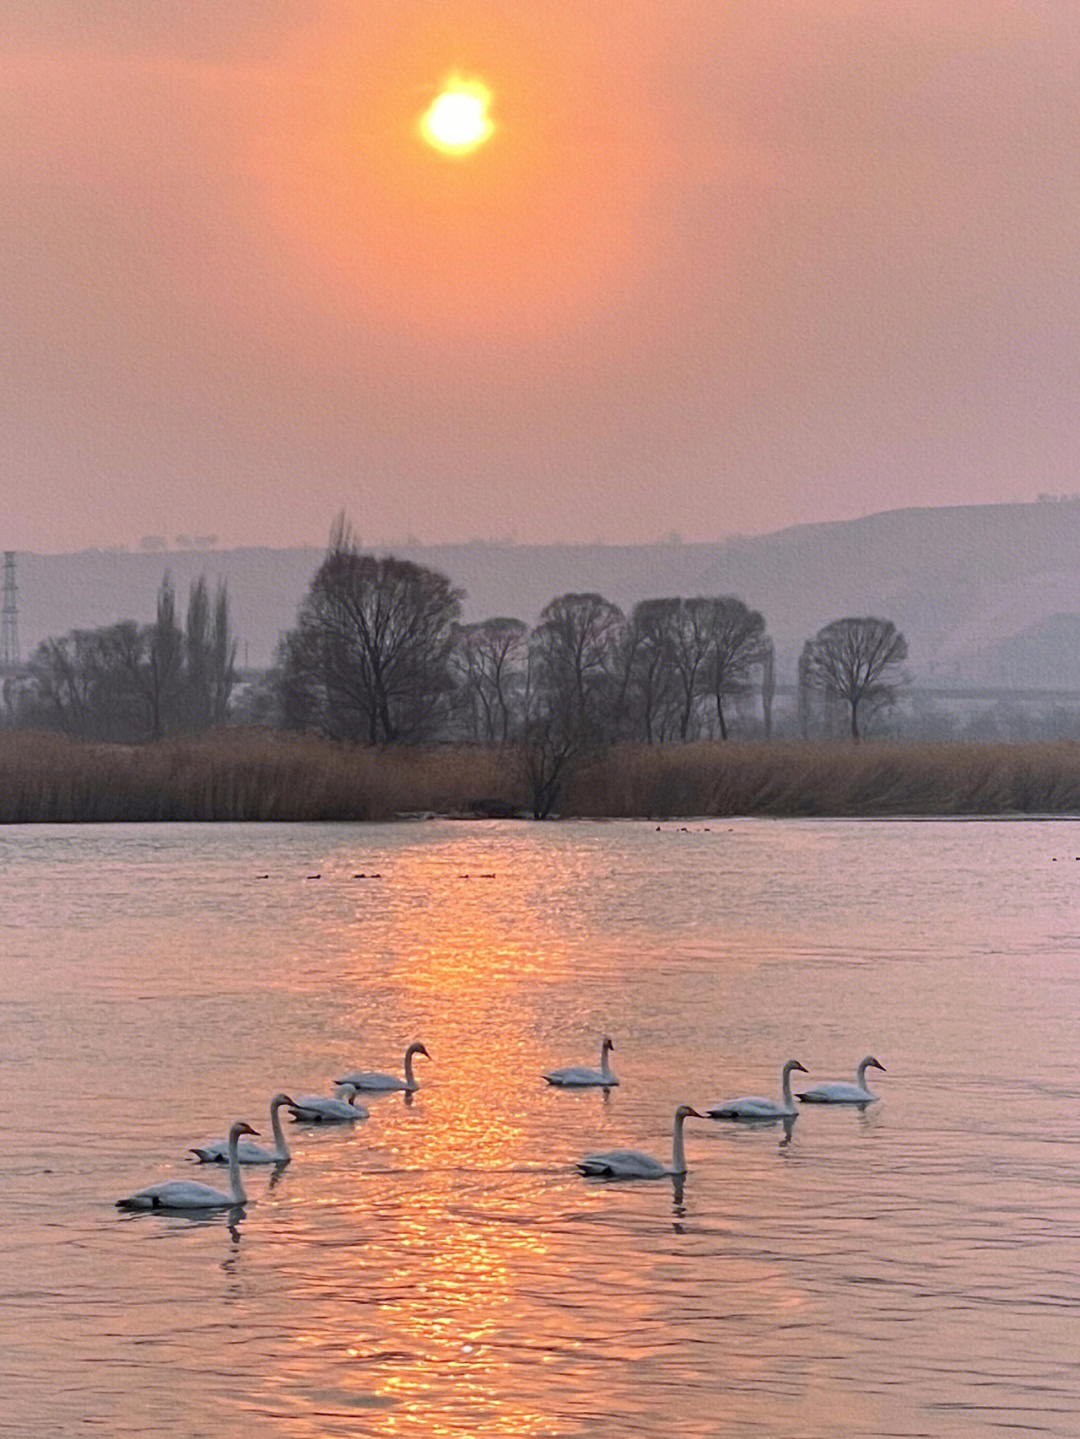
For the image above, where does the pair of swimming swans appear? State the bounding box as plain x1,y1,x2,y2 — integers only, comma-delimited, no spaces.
120,1083,347,1208
196,1083,372,1138
221,1044,429,1135
285,1042,431,1125
708,1055,887,1119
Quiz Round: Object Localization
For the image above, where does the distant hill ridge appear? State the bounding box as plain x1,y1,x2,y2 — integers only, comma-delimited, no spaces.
13,500,1080,686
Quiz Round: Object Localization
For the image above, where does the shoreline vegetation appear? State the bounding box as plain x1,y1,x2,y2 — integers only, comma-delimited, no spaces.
4,729,1080,824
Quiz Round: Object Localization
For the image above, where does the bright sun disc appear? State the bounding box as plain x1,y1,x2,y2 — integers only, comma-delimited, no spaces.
420,77,494,155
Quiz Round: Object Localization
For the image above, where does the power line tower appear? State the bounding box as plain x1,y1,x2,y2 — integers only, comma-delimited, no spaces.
1,551,19,669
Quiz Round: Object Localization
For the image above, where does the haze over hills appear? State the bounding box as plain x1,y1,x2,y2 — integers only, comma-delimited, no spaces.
11,500,1080,688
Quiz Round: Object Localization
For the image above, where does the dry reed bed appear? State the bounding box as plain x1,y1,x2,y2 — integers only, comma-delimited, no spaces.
3,731,1080,822
0,731,517,823
568,741,1080,818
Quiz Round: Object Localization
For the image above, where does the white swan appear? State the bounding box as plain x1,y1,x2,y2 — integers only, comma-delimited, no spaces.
797,1055,886,1104
577,1104,702,1179
287,1084,369,1122
336,1041,430,1092
707,1059,808,1120
191,1094,296,1164
543,1034,619,1087
117,1121,258,1210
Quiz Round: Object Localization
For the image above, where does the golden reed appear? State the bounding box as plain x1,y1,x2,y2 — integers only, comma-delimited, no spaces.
2,730,1080,822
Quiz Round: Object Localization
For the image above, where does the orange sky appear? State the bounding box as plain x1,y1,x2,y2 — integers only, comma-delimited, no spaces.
3,2,1079,552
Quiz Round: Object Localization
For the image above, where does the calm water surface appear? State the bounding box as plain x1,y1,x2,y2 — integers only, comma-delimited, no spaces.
4,818,1080,1437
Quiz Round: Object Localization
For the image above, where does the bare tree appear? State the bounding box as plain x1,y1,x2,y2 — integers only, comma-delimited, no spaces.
20,622,147,740
797,645,812,739
801,617,909,739
129,575,184,739
669,599,715,741
452,617,527,740
528,592,626,742
184,577,212,730
15,574,237,741
761,639,775,738
209,581,238,725
514,720,583,819
280,524,463,744
702,597,769,740
22,629,108,737
511,593,625,817
620,599,681,743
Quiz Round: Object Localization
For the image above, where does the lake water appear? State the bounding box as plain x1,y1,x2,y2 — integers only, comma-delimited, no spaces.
4,817,1080,1437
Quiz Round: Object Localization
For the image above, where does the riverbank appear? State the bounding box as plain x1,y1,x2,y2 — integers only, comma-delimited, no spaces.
3,729,1080,822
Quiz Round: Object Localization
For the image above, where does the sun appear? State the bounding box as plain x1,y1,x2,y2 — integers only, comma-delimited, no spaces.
419,76,494,156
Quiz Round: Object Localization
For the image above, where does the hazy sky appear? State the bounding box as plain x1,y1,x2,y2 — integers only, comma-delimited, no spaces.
4,3,1078,553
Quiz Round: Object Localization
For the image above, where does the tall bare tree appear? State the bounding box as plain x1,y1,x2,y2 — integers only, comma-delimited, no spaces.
141,574,184,740
702,597,769,740
513,593,625,817
453,617,527,741
209,581,238,725
761,639,775,738
528,592,626,741
280,523,463,744
669,598,715,741
184,577,212,730
21,621,159,740
801,616,908,739
621,598,681,743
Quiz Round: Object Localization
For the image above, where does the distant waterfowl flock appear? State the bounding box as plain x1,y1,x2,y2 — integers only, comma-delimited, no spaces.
116,1037,886,1210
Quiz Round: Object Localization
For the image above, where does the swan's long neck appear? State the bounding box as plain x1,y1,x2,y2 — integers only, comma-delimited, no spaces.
404,1048,421,1089
856,1059,870,1087
600,1041,613,1080
781,1064,796,1108
227,1132,248,1204
269,1103,289,1161
671,1111,689,1174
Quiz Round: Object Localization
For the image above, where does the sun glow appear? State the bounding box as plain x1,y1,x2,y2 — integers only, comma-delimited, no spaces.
254,11,652,337
419,76,494,155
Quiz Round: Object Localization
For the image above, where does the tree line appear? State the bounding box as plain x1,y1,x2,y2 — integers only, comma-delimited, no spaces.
8,575,237,742
3,526,909,762
272,521,907,751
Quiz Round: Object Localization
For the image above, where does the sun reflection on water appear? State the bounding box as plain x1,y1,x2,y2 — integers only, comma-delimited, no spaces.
14,820,1080,1436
